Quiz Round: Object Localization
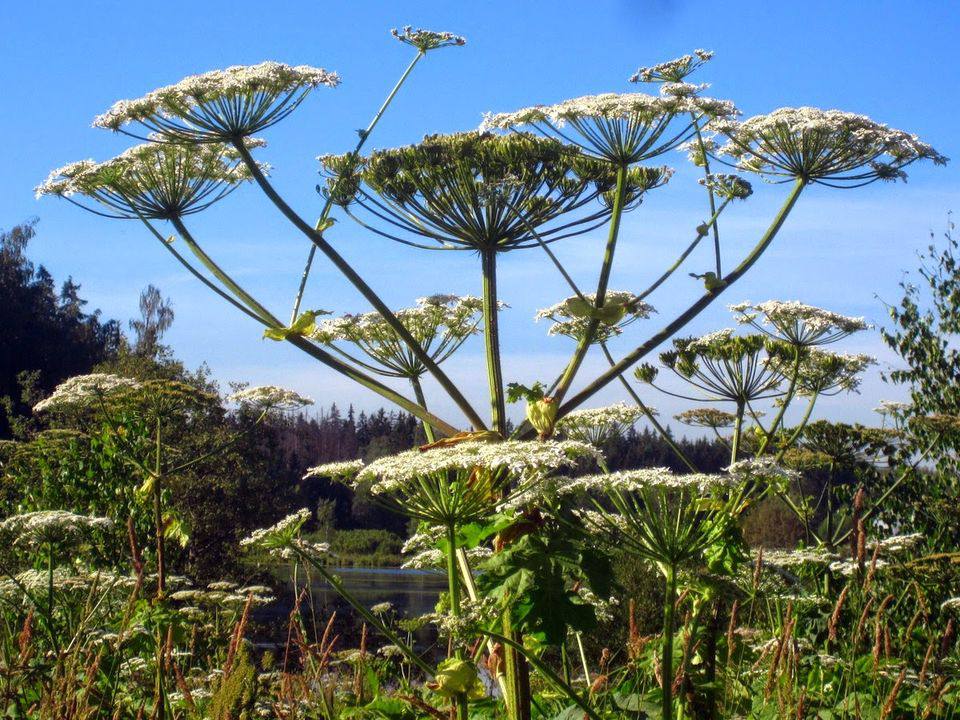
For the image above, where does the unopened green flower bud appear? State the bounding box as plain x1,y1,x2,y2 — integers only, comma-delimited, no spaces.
526,397,558,437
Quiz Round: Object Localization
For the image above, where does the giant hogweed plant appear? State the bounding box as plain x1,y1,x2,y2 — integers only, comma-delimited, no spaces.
36,28,947,720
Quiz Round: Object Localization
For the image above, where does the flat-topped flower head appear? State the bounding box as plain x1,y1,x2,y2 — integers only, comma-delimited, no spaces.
564,467,735,495
356,439,600,524
536,291,655,344
715,107,947,186
37,140,264,219
227,385,313,410
726,457,801,487
0,510,113,549
630,50,715,84
482,91,736,165
789,350,875,396
391,26,466,51
874,400,911,417
93,61,340,142
556,402,644,445
674,407,737,429
312,295,487,378
658,331,788,404
33,373,140,412
303,458,365,480
730,300,868,347
321,131,641,252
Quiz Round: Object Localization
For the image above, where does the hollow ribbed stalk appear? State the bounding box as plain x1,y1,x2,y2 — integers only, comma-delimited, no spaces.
661,564,678,720
757,348,802,455
481,248,506,434
410,375,435,443
730,401,746,465
446,524,469,720
291,50,426,322
551,179,806,426
233,140,487,432
552,164,628,404
153,418,165,599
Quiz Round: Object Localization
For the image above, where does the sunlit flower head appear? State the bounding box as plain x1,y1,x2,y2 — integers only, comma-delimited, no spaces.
788,350,875,396
630,50,715,84
355,439,600,524
36,140,265,219
714,107,947,186
674,407,737,429
563,467,736,495
657,331,787,404
33,373,140,412
536,291,655,344
482,91,736,164
874,400,911,417
303,458,365,480
240,509,311,551
321,132,654,251
312,295,488,378
391,26,466,51
227,385,313,410
93,62,340,142
556,402,644,445
729,300,868,347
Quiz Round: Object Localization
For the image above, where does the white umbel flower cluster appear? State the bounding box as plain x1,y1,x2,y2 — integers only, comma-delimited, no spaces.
357,439,600,493
239,509,311,550
556,402,644,445
482,92,736,164
730,300,868,346
791,350,875,396
303,459,365,480
755,547,838,568
630,50,715,83
536,291,654,344
715,107,947,185
36,140,265,218
674,408,737,429
313,295,486,379
94,62,340,141
33,373,140,412
391,26,466,51
227,385,313,410
562,467,735,495
0,510,113,549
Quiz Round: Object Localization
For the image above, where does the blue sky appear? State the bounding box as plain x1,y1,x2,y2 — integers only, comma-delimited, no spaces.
3,1,959,430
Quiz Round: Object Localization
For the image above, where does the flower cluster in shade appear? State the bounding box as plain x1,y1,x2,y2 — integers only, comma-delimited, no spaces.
556,402,645,446
712,107,947,186
536,291,655,343
481,88,737,165
391,26,466,51
93,61,340,141
226,385,313,410
33,373,140,412
320,131,668,251
0,510,113,549
312,295,487,379
35,139,267,219
730,300,868,347
674,408,737,429
239,508,331,561
399,525,492,570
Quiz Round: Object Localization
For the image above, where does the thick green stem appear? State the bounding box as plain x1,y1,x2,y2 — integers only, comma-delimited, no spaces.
662,565,678,720
757,349,802,455
291,51,425,322
552,164,628,405
410,376,435,443
445,524,469,720
154,419,165,599
730,401,745,465
549,179,805,429
481,248,506,434
233,139,487,432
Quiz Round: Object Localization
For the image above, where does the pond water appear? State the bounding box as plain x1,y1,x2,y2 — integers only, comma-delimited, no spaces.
254,566,448,650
